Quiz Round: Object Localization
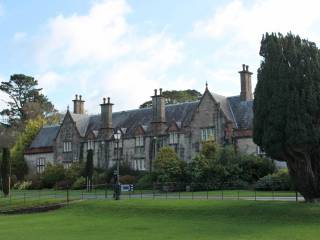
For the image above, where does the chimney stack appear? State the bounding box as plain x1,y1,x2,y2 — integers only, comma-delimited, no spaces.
151,88,166,134
100,97,113,137
239,64,253,101
73,94,85,114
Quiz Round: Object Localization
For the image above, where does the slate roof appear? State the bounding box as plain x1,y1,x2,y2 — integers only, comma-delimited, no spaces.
227,96,253,129
29,125,60,148
211,92,235,123
28,93,254,149
71,101,200,137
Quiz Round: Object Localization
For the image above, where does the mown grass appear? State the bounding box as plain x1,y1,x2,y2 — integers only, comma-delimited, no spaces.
0,199,319,240
0,189,301,211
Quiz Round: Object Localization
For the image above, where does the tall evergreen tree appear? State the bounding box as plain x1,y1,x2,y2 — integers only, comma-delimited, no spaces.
1,148,10,196
85,149,94,191
253,32,320,202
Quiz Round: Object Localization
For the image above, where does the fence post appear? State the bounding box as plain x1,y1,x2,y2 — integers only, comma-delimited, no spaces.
237,190,240,200
140,189,143,199
221,190,224,200
153,184,155,200
272,190,275,200
105,184,108,199
206,184,209,200
295,191,298,202
24,192,26,205
67,187,69,203
254,190,257,201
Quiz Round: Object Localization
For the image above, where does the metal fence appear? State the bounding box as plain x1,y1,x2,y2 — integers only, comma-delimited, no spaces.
0,181,304,210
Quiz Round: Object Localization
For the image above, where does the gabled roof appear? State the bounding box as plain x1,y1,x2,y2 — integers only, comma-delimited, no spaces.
210,92,235,122
227,96,253,129
29,125,60,148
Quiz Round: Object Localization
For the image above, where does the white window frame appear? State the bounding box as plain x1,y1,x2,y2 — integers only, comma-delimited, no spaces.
201,127,215,141
135,136,144,147
63,141,72,152
88,140,94,150
36,158,45,174
169,132,179,144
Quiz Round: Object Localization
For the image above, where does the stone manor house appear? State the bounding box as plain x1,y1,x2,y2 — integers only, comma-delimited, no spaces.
25,65,257,174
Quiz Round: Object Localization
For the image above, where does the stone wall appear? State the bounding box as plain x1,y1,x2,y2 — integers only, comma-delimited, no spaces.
55,112,82,166
25,153,54,175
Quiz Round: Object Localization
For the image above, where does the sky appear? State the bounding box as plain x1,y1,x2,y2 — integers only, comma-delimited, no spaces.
1,0,320,113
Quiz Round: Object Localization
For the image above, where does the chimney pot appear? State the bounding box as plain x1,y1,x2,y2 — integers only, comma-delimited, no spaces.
107,97,110,104
242,64,245,71
103,97,106,104
246,65,249,71
75,94,78,100
154,89,157,96
79,95,82,100
159,88,162,95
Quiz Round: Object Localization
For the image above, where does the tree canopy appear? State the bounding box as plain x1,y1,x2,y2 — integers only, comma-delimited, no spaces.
140,89,202,108
0,74,56,126
253,32,320,202
154,146,185,183
10,117,49,180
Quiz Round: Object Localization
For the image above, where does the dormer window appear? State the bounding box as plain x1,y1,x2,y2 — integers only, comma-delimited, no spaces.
201,127,215,141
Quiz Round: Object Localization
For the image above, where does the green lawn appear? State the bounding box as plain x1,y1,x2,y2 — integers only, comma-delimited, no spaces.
0,200,319,240
0,189,301,211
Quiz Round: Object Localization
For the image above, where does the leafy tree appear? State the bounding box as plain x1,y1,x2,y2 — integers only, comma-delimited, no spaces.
0,74,56,126
0,148,10,196
10,117,47,180
239,154,276,184
140,89,202,108
154,146,185,183
41,164,66,188
253,32,320,202
85,149,94,191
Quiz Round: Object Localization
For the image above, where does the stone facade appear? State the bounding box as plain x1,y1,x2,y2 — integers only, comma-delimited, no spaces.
25,65,258,174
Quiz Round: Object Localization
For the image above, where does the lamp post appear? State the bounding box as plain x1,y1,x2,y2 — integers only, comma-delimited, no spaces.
113,130,121,200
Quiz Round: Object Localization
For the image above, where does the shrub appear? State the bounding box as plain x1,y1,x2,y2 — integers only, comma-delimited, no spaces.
119,175,137,184
255,168,293,191
29,176,43,189
136,173,156,189
66,162,84,182
106,162,138,183
93,171,107,185
240,154,276,184
41,164,66,188
55,179,72,190
72,176,86,190
14,181,32,190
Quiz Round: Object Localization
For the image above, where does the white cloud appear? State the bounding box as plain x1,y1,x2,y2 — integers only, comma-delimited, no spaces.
32,0,185,113
193,0,320,43
191,0,320,95
35,0,132,67
13,32,27,41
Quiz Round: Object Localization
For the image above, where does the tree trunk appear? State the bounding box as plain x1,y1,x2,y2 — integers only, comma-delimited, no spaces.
285,148,320,202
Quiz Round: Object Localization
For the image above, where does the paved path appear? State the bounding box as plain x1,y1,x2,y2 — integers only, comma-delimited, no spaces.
78,193,304,202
